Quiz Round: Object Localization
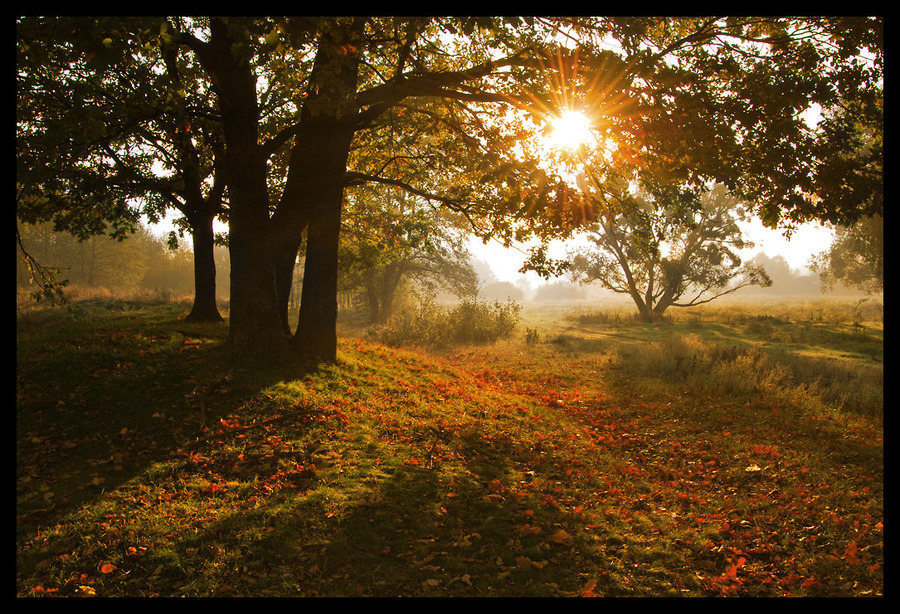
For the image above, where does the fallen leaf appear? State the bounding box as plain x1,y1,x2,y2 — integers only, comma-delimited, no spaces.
548,529,573,546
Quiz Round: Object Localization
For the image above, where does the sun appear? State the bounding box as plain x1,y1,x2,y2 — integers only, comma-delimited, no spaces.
548,110,594,151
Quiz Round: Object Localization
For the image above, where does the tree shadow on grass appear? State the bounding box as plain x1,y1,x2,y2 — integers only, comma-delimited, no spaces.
151,427,615,597
15,303,307,552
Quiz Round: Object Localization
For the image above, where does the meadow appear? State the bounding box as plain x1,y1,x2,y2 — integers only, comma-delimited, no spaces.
16,291,883,597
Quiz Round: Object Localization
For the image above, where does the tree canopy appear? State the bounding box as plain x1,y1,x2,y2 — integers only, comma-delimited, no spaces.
16,16,883,365
569,181,771,321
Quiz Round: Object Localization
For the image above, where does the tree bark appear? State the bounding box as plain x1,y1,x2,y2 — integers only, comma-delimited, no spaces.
293,194,344,364
289,113,356,364
185,212,223,322
192,18,290,362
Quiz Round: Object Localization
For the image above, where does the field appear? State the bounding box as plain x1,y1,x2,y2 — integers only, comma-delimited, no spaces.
16,293,883,597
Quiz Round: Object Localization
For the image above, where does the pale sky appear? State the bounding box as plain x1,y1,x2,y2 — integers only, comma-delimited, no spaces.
468,219,835,286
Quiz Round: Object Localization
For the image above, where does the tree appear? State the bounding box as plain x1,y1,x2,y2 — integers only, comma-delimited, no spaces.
806,88,883,295
569,181,771,321
170,16,577,364
16,221,196,295
340,190,478,324
16,17,227,321
809,214,883,295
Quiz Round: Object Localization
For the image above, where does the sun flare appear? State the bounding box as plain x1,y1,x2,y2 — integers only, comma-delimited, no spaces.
548,110,593,150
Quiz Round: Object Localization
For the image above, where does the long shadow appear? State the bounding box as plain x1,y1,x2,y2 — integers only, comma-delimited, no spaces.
16,303,303,548
165,420,608,597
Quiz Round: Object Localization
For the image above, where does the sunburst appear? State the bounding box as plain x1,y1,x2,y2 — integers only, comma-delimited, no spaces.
547,109,594,151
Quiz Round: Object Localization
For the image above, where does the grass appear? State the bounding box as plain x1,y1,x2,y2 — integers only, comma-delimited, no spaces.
16,294,883,597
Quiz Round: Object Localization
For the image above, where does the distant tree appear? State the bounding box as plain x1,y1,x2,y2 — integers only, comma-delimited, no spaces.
809,214,883,295
340,190,478,324
480,281,525,302
16,222,195,294
739,253,819,296
569,181,771,322
533,281,586,302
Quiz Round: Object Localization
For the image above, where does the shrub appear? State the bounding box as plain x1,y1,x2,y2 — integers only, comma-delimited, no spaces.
448,298,520,344
373,296,521,347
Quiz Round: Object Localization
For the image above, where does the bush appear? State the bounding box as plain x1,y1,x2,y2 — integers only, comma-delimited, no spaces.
373,295,521,347
448,298,520,344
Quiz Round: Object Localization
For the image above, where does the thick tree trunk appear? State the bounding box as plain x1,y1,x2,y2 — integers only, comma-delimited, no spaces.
292,197,343,364
196,18,290,362
185,212,223,322
225,135,291,362
228,227,290,362
287,24,362,365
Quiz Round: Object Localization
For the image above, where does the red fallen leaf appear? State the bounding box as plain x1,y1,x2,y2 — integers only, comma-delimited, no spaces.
723,557,745,580
100,563,116,574
580,579,598,597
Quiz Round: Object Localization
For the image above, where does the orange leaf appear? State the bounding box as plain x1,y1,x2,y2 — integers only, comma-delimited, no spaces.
515,555,532,569
580,579,598,597
844,541,860,564
100,563,116,574
548,529,573,546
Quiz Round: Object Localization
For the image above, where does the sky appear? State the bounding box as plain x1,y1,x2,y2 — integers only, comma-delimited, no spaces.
467,218,835,286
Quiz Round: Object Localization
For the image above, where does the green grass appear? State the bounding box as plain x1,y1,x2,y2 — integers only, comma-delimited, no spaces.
16,296,883,597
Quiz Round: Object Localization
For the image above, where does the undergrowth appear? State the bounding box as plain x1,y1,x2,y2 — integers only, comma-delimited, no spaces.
372,295,521,348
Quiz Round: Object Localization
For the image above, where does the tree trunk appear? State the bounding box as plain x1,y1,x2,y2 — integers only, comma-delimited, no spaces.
197,18,290,362
365,273,383,323
185,212,223,322
636,303,655,323
293,197,344,364
287,24,362,365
